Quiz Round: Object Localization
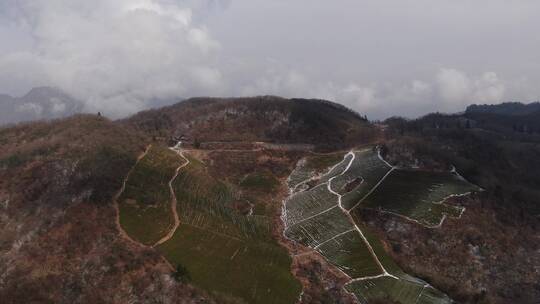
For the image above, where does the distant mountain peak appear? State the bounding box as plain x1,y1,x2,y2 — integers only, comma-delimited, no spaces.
0,87,84,125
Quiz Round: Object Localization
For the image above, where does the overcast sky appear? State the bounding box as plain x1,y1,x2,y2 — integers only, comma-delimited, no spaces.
1,0,539,119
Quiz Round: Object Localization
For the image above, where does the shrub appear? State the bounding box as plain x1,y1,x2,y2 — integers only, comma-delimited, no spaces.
173,264,191,283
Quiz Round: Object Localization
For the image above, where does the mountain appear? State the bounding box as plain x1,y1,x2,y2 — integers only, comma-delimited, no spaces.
0,98,538,304
466,102,540,116
0,87,85,125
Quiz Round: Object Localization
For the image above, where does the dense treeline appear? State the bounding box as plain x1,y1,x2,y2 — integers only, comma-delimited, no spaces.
385,110,540,216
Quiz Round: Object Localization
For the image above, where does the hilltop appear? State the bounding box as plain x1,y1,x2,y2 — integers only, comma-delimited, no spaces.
125,96,377,151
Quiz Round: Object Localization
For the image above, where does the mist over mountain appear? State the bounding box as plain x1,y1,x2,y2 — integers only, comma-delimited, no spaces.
0,87,83,125
0,87,185,126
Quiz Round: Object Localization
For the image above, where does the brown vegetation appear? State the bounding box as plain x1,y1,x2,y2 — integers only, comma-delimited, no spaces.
2,97,539,304
0,115,218,303
358,194,540,304
125,96,379,151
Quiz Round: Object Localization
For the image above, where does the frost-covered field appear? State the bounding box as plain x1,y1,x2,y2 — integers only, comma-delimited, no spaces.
283,148,479,303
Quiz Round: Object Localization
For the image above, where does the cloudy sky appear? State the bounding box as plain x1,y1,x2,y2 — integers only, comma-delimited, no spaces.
1,0,539,119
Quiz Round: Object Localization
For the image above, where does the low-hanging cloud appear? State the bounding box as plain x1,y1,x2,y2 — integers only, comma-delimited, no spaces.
239,65,508,119
0,0,539,119
0,0,226,116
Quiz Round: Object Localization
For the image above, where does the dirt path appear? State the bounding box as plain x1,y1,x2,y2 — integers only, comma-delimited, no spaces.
326,152,398,280
113,144,177,272
113,145,152,246
282,150,400,296
153,142,190,247
283,149,475,304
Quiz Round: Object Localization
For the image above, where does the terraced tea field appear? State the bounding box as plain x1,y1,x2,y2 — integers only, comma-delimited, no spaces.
287,152,345,192
157,153,301,304
118,145,184,245
119,143,479,303
283,147,479,303
359,169,479,227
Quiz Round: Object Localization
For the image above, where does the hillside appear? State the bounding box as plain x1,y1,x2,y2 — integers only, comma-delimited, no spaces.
385,108,540,216
0,115,233,303
0,98,538,304
125,96,377,151
380,107,540,303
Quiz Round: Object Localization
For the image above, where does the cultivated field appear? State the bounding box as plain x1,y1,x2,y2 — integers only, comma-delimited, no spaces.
287,152,347,191
157,153,301,304
118,145,183,245
283,147,479,303
358,169,479,227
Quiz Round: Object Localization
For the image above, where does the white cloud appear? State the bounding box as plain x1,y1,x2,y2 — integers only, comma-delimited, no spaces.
435,68,506,111
50,98,67,114
473,72,506,103
0,0,223,117
235,66,509,119
341,84,377,110
0,0,538,120
411,80,432,95
437,68,471,103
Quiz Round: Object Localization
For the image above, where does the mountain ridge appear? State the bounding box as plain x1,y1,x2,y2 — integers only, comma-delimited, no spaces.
466,101,540,116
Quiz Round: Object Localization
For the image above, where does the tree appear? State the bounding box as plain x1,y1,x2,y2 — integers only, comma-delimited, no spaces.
172,264,191,283
193,138,201,149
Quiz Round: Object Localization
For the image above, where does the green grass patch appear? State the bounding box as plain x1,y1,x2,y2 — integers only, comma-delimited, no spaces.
239,172,279,192
158,225,300,304
119,145,183,245
360,169,478,226
353,221,404,276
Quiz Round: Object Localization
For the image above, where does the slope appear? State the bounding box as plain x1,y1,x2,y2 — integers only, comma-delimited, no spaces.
125,96,377,151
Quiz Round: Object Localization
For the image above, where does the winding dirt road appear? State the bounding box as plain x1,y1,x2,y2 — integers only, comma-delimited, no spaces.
113,145,152,246
153,142,190,247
